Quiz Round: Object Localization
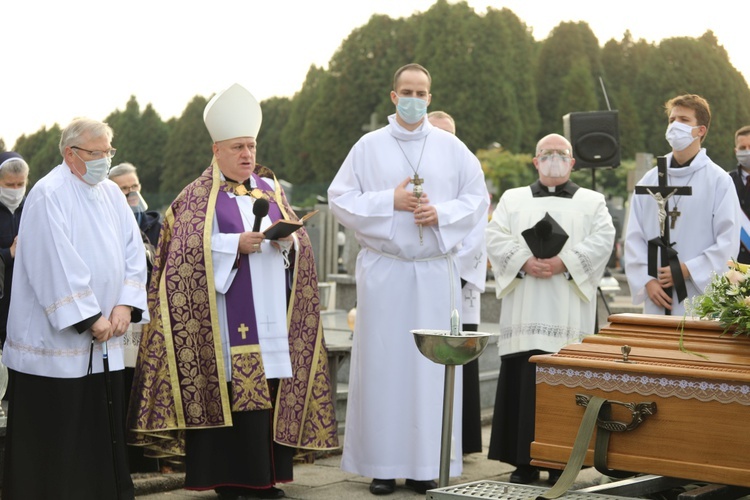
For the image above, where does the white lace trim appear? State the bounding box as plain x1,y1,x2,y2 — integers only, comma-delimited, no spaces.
536,365,750,406
44,290,94,316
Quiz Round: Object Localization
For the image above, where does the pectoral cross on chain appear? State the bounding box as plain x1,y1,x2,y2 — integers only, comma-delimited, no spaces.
633,156,693,314
668,207,681,229
412,174,424,245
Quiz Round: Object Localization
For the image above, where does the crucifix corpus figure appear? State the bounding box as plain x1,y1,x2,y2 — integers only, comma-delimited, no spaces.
633,156,692,314
646,188,677,237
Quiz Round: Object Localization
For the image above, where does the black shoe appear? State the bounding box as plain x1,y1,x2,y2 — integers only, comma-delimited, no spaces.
219,487,286,499
547,469,563,485
405,479,438,493
509,465,540,484
369,478,396,495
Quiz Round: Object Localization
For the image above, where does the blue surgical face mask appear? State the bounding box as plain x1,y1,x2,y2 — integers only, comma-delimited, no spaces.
74,153,111,185
396,97,428,124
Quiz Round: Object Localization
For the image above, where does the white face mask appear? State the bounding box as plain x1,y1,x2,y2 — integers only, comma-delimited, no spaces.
538,155,571,177
73,152,111,185
665,121,699,152
0,186,25,212
737,150,750,169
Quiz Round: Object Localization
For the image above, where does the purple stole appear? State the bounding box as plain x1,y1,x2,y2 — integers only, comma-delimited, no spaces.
214,174,282,352
215,192,261,349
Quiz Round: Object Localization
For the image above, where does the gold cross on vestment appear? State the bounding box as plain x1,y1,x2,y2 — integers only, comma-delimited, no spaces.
238,323,249,340
669,207,681,229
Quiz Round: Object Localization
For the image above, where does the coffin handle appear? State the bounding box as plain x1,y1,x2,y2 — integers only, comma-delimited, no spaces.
575,394,657,432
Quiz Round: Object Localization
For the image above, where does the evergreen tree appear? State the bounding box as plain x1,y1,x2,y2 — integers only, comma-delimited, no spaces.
536,22,604,135
159,96,212,203
14,126,61,187
257,96,292,177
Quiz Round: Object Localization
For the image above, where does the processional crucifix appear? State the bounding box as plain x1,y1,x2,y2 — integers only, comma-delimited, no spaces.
634,156,692,315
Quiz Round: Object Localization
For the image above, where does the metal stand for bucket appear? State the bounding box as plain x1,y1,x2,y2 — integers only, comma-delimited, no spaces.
412,310,492,488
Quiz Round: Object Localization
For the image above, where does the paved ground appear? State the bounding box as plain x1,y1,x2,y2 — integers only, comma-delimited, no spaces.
134,418,606,499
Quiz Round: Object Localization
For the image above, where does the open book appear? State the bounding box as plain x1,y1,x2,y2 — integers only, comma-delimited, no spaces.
262,210,319,240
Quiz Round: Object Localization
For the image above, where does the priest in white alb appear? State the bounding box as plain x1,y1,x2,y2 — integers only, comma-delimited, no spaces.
2,118,149,500
485,133,615,485
328,63,489,496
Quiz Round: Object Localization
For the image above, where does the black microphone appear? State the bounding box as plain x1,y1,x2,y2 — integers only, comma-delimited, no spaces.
252,198,270,232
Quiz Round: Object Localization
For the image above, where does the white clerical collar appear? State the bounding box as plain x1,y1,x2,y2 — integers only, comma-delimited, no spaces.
388,113,432,141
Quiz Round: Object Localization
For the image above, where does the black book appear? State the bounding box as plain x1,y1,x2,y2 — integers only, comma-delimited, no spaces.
263,210,319,240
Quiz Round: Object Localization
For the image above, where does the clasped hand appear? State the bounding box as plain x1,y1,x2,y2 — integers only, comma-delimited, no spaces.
393,177,437,226
522,256,566,279
91,304,132,342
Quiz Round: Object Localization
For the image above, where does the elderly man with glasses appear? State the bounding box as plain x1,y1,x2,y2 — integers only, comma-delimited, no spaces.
485,133,615,485
2,117,149,499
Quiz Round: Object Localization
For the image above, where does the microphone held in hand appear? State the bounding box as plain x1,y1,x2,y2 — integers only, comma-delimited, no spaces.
252,198,270,232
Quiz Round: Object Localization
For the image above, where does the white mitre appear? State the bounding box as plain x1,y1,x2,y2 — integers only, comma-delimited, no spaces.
203,83,263,142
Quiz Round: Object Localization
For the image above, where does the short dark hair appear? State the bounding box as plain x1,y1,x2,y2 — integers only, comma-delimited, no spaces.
392,63,431,90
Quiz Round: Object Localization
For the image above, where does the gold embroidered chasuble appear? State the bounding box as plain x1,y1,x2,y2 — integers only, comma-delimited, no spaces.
127,163,338,457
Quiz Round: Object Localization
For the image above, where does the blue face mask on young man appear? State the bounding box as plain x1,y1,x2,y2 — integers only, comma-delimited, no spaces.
396,97,429,124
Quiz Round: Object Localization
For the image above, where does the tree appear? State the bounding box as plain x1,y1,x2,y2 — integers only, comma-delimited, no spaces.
257,96,292,177
159,96,212,204
536,22,604,136
14,126,61,187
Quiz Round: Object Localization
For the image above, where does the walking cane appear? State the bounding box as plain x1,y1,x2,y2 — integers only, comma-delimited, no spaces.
101,340,122,500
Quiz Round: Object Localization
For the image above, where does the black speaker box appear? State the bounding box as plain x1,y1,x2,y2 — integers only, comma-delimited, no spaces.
563,110,620,168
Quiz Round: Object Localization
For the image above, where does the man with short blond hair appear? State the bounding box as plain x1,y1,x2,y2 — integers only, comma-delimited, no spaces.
624,94,740,314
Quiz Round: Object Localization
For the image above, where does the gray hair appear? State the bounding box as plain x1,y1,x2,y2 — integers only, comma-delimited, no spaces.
109,162,137,179
59,117,114,156
0,158,29,179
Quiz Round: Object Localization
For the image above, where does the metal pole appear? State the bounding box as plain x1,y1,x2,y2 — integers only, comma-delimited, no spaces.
438,364,455,488
102,340,122,500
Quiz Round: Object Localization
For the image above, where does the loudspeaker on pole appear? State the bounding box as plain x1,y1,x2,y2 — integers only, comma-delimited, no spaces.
563,110,620,169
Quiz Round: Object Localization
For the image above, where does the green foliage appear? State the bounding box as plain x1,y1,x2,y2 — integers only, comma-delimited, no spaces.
477,146,535,198
685,263,750,338
9,4,750,205
106,97,169,198
14,126,62,187
159,96,212,202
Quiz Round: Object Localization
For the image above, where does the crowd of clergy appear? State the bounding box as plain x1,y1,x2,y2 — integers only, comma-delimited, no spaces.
0,63,747,500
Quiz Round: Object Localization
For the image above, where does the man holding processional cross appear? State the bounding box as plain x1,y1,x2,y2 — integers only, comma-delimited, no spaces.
624,94,740,316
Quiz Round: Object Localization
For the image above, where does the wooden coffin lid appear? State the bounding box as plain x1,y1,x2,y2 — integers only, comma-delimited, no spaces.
530,313,750,382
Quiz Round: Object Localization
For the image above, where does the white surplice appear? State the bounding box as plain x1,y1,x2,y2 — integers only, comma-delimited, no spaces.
328,115,489,480
624,150,740,316
2,163,149,377
458,204,488,325
486,186,615,356
210,175,292,380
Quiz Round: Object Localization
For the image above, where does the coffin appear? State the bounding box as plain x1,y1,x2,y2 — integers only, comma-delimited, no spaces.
530,313,750,487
